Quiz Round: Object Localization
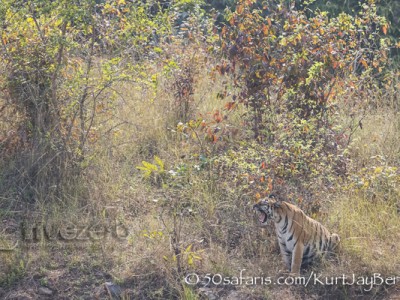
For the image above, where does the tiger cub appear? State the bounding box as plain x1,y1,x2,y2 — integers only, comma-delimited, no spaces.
253,195,340,275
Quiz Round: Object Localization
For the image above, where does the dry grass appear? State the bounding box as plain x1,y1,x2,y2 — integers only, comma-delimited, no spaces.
348,111,400,167
0,55,399,299
323,107,400,277
330,194,400,274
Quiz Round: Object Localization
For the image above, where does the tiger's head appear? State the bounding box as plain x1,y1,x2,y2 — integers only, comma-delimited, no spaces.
253,194,281,225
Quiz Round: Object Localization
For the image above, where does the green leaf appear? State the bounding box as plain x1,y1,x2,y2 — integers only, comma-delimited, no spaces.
141,161,158,171
188,255,194,266
154,155,164,171
136,166,152,178
185,244,192,253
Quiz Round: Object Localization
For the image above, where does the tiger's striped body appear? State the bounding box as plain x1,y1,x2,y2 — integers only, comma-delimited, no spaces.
253,196,340,275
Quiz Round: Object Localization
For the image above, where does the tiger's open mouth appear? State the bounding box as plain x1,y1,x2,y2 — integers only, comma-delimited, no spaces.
253,207,268,224
257,211,268,223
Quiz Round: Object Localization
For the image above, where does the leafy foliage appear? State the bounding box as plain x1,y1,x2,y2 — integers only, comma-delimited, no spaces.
297,0,400,39
199,0,392,207
219,0,389,139
0,0,173,201
0,1,399,299
137,156,166,186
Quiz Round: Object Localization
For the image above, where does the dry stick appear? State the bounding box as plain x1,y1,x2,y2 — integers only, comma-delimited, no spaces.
78,23,96,157
159,193,183,274
50,21,67,121
83,83,112,145
63,58,102,147
63,105,80,149
48,21,68,187
29,5,46,44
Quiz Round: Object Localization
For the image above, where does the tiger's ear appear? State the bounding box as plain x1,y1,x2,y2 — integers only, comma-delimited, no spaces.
273,201,281,208
268,194,281,208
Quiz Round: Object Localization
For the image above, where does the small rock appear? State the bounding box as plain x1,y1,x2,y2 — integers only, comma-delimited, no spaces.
38,287,53,297
198,287,218,300
105,282,122,299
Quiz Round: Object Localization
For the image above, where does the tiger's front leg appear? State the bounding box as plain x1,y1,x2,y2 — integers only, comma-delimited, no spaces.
290,242,304,275
277,239,291,271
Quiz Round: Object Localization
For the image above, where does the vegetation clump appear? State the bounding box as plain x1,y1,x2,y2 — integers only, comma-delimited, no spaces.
0,0,399,299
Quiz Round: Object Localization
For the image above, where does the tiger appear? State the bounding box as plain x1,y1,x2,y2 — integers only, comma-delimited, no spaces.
253,194,340,275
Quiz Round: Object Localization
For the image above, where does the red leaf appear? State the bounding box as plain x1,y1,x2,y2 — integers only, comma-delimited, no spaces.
224,101,236,111
267,177,273,192
262,24,269,35
213,110,223,123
